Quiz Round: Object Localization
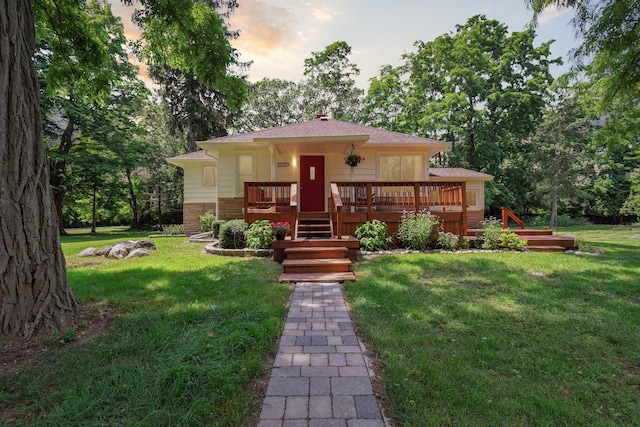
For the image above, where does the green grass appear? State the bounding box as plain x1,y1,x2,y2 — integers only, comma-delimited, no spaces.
0,228,289,426
345,226,640,426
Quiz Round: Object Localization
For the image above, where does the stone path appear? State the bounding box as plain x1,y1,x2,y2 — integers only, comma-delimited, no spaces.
257,282,387,427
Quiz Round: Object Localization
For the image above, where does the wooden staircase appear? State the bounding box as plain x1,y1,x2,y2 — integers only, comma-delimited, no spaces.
296,212,333,238
466,228,576,252
275,212,358,283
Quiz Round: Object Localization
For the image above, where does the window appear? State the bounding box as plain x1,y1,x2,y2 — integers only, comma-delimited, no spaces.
379,155,422,181
236,153,254,195
202,166,216,187
466,190,478,208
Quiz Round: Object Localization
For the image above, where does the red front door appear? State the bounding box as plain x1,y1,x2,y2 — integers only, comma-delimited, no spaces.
300,155,325,212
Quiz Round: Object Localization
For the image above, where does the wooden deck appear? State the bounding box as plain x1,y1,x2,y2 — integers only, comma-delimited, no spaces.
466,228,576,252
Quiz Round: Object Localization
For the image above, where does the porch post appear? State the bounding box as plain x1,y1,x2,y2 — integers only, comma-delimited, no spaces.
461,182,467,236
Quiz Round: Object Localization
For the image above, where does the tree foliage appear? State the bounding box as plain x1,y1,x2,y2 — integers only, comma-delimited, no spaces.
366,15,559,212
526,0,640,111
303,41,364,121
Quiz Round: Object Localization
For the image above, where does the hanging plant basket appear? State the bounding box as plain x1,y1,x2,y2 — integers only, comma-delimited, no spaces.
344,144,363,167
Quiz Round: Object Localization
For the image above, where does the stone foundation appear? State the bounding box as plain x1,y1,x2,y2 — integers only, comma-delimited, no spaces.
183,202,217,235
217,197,244,220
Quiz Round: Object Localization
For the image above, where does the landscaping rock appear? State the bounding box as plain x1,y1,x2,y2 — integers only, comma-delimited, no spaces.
90,240,157,259
95,245,114,257
126,248,151,259
77,247,96,257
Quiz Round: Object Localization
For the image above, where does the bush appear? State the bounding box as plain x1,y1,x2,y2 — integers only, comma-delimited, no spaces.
355,220,393,252
161,224,184,235
500,230,527,250
219,219,247,249
437,231,460,251
476,218,502,250
211,220,226,238
245,220,274,249
396,210,441,250
199,210,217,232
476,218,526,250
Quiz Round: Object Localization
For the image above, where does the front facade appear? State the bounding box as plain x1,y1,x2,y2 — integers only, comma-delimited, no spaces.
167,117,493,235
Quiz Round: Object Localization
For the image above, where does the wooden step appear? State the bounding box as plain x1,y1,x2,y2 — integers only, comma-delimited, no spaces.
466,228,554,236
278,272,357,283
526,245,568,252
285,247,348,259
522,236,575,248
298,231,332,238
282,258,352,274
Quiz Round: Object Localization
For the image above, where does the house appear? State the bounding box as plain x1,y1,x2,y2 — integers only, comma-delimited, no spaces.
167,115,494,236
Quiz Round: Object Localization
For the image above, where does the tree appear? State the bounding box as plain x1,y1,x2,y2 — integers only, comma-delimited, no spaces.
532,88,593,228
1,0,248,337
400,15,559,212
361,65,408,130
151,66,234,152
303,41,364,121
1,0,78,336
232,78,310,133
526,0,640,110
135,0,247,147
37,0,145,234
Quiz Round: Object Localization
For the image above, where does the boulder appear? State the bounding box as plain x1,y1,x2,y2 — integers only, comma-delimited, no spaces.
126,248,151,259
95,244,114,257
108,242,131,259
77,247,96,257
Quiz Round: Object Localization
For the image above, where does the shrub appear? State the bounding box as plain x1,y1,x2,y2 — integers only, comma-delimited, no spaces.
500,230,527,250
476,218,527,250
162,224,184,235
211,220,226,238
219,219,247,249
476,218,502,250
437,231,460,251
396,210,441,250
355,220,393,252
199,210,217,232
245,220,274,249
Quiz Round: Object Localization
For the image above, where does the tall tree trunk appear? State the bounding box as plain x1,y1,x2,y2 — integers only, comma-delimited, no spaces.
49,115,75,235
0,0,78,337
91,186,97,233
157,186,163,231
549,184,558,230
125,168,139,228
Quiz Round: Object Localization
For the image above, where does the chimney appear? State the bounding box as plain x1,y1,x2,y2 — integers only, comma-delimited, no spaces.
315,110,327,119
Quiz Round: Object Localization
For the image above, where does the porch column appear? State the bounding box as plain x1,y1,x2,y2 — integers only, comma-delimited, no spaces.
269,142,276,181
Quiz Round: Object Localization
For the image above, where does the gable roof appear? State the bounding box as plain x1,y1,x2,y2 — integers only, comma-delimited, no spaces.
166,149,215,166
430,168,494,181
197,117,450,154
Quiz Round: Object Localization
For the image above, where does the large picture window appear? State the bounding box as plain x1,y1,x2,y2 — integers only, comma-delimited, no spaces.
379,155,423,181
236,153,254,195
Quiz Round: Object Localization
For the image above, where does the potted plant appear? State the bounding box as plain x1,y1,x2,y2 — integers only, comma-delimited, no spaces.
270,221,291,240
344,144,364,167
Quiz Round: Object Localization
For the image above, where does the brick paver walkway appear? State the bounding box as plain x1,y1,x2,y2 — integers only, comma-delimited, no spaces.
258,282,387,427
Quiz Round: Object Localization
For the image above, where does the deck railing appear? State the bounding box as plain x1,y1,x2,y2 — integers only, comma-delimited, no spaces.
333,181,467,212
331,181,468,237
243,182,297,235
501,207,525,229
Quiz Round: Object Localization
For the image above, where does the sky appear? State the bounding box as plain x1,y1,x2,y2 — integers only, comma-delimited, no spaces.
111,0,579,89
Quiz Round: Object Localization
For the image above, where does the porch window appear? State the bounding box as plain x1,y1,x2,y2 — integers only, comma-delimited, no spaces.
379,155,423,181
202,166,216,187
236,153,254,195
466,190,478,208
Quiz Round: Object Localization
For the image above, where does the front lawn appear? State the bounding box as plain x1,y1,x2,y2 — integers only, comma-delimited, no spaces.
0,228,289,426
346,226,640,426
